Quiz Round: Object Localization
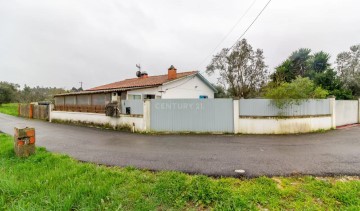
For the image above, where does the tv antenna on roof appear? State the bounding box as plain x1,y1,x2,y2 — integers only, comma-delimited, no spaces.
136,64,141,72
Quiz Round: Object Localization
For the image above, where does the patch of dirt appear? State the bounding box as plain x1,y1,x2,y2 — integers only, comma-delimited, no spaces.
315,176,360,183
272,177,284,190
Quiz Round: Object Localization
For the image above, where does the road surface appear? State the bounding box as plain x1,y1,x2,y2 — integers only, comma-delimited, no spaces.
0,113,359,177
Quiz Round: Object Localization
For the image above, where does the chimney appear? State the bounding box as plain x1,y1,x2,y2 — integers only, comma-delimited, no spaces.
138,71,148,79
168,65,177,80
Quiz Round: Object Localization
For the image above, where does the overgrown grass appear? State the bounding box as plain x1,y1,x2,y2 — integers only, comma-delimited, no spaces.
0,103,18,116
0,133,359,210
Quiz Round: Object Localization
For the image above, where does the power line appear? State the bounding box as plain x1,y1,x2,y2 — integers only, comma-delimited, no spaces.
229,0,272,50
198,0,273,75
196,0,258,70
163,75,196,91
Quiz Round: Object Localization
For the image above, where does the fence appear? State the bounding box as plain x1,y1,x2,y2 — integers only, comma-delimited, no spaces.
335,100,359,126
54,105,105,113
150,99,234,132
121,100,143,115
239,99,330,116
19,104,49,120
54,93,111,112
49,98,360,134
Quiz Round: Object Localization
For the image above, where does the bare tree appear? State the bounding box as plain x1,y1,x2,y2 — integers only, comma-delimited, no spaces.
206,39,268,98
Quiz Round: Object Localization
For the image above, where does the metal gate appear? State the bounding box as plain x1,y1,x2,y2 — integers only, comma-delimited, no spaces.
150,99,234,133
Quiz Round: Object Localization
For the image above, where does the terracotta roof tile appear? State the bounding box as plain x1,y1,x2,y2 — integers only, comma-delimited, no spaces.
87,71,198,91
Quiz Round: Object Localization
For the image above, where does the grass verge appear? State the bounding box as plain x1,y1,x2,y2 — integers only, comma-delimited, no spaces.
0,103,18,116
0,133,359,210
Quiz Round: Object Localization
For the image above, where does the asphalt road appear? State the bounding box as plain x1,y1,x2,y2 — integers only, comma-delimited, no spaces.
1,113,359,177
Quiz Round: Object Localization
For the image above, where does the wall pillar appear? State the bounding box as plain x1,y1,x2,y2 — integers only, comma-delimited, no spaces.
233,99,239,134
49,104,54,122
143,100,151,131
358,98,360,124
329,97,336,128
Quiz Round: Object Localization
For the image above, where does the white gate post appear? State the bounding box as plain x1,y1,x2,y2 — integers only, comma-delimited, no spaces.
358,98,360,124
233,98,239,134
48,104,53,122
329,96,336,129
143,100,151,132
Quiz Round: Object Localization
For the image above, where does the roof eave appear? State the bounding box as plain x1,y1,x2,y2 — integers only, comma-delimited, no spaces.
162,72,218,93
54,85,159,97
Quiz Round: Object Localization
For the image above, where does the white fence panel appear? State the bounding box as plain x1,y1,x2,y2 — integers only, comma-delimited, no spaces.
239,99,330,116
121,100,143,115
335,100,358,126
150,99,234,132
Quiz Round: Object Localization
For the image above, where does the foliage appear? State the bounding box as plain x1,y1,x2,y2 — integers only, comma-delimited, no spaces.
0,82,19,105
206,38,268,98
0,133,360,210
212,84,229,98
265,77,328,108
312,69,353,100
271,49,352,99
71,87,83,92
336,44,360,97
0,82,67,104
18,85,66,103
0,103,18,116
271,49,330,83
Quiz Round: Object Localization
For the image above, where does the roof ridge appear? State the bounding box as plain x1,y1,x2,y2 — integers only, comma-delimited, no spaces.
87,70,198,91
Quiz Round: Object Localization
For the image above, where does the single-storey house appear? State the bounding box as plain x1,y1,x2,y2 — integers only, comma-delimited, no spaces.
53,66,216,113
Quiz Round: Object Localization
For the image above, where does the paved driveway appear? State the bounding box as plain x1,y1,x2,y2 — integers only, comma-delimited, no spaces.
0,113,359,177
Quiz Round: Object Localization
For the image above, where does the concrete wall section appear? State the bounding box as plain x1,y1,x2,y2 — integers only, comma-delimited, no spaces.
335,100,359,126
238,116,332,134
51,111,145,131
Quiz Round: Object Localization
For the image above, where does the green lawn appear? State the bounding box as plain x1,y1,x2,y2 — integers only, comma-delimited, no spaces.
0,103,18,116
0,133,359,210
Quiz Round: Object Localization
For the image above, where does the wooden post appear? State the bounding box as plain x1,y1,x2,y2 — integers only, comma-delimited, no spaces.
29,104,34,119
18,103,20,117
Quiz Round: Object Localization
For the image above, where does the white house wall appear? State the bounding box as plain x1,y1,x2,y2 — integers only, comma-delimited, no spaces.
127,87,161,99
126,75,215,99
162,75,214,99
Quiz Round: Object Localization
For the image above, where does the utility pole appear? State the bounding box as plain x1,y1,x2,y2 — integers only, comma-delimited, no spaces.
79,82,83,89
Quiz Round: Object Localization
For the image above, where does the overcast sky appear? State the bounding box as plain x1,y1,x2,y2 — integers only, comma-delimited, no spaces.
0,0,359,89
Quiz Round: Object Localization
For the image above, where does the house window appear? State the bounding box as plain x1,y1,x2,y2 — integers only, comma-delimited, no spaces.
143,94,155,99
199,95,208,99
128,94,141,100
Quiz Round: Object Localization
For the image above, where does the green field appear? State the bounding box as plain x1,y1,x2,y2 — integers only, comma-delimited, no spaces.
0,133,359,210
0,103,18,116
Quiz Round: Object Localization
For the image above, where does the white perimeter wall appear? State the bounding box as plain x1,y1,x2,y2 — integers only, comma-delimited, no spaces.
335,100,359,126
51,111,145,131
238,116,332,134
126,75,214,99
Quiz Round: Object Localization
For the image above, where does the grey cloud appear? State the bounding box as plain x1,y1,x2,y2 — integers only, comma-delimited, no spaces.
0,0,359,89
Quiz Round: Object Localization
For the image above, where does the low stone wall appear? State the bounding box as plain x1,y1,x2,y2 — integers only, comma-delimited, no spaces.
50,111,145,131
237,115,332,134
